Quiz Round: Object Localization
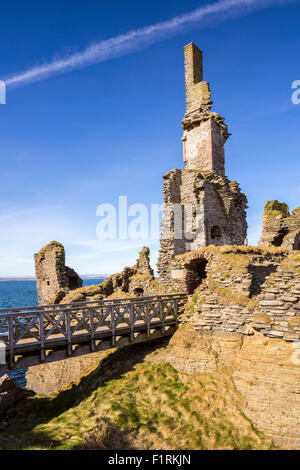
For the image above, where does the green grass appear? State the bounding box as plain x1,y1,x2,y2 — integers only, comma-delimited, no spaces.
0,344,276,451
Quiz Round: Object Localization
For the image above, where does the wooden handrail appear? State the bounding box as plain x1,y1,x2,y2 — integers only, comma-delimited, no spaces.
0,293,187,315
0,294,187,370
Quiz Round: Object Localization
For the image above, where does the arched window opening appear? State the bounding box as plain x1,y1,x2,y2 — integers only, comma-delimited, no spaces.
211,225,222,240
134,288,144,297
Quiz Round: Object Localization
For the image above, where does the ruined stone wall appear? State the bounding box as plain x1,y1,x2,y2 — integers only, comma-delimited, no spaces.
256,255,300,341
61,246,163,304
176,248,300,342
34,241,82,305
203,173,247,246
157,171,248,286
166,246,286,294
259,200,300,249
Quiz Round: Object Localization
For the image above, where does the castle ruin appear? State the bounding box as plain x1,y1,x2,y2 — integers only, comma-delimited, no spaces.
34,241,82,305
157,43,248,285
259,200,300,250
29,42,300,450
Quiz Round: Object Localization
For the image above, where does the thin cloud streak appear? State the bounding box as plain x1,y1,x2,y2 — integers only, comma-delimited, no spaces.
4,0,289,88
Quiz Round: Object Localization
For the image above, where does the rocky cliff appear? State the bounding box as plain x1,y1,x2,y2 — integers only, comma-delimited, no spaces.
150,325,300,449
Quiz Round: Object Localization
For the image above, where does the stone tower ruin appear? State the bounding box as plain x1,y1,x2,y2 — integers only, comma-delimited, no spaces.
34,241,82,305
157,43,248,285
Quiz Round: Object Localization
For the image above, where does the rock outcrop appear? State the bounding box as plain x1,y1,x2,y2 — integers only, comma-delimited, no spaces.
151,326,300,449
26,349,110,396
0,375,25,419
34,241,82,305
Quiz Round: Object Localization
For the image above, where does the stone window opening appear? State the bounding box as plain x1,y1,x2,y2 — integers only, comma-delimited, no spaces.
46,281,50,286
134,288,144,297
186,258,208,294
211,225,222,240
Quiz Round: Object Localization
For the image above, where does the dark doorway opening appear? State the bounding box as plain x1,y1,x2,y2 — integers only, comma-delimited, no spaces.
293,233,300,250
186,258,208,294
211,225,222,240
68,276,79,290
272,228,288,247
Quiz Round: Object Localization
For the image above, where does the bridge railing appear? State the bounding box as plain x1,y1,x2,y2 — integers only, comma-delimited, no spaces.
0,293,186,315
0,294,187,368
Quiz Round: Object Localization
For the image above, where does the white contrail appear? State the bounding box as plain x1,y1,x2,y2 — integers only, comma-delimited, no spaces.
4,0,291,88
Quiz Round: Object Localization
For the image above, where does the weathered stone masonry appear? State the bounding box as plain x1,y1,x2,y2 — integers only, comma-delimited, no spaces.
171,247,300,342
157,43,248,286
35,244,159,305
34,241,82,305
259,200,300,250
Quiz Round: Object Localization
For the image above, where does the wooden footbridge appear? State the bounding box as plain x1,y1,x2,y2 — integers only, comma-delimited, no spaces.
0,294,187,373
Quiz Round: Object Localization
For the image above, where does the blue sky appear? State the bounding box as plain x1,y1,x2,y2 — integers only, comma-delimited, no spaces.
0,0,299,277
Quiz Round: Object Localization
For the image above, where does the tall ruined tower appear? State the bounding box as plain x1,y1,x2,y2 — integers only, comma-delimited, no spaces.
157,43,248,285
182,43,227,176
34,241,82,305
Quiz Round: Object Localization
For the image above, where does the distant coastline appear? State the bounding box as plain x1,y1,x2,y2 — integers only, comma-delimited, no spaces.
0,275,108,282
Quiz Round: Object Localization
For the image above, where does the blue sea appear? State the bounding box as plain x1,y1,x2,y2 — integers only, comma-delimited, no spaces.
0,278,105,388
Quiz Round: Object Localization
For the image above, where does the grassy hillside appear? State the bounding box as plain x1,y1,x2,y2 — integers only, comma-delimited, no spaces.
0,342,275,450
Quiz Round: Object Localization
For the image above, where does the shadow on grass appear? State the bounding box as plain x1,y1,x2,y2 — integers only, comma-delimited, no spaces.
0,416,136,450
0,338,169,445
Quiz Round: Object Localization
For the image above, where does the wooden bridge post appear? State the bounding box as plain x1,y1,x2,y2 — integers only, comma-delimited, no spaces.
146,303,150,339
89,308,95,351
8,315,14,369
130,304,134,342
160,301,165,335
39,311,45,362
66,310,72,356
111,307,116,346
175,299,179,328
